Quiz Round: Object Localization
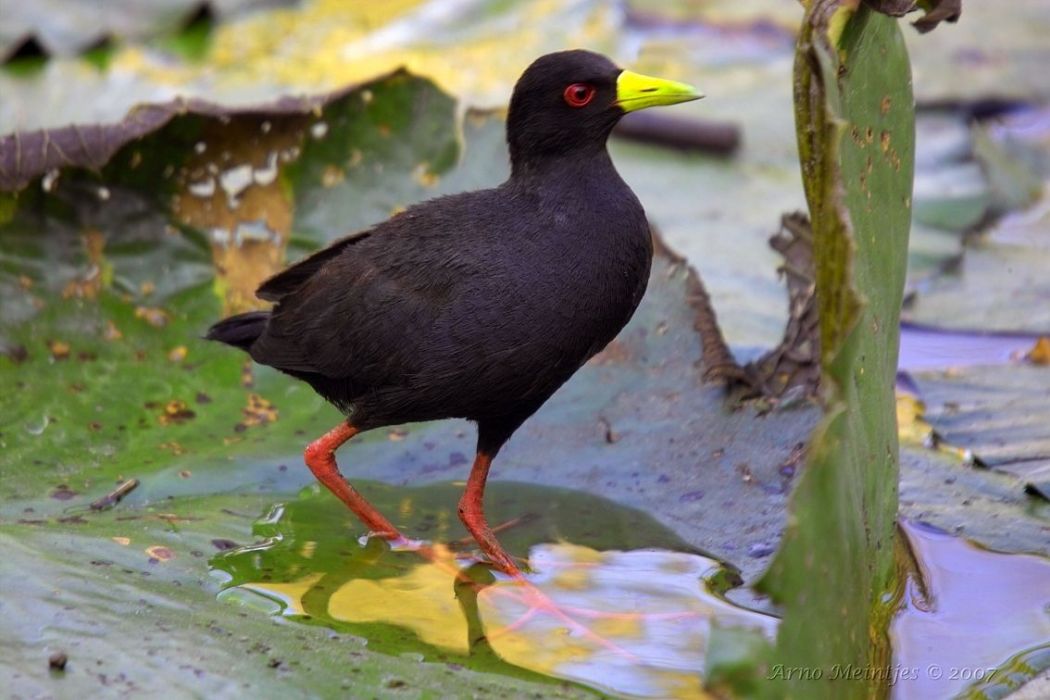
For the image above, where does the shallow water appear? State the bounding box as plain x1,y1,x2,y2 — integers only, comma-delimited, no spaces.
210,481,775,698
210,482,1050,698
897,322,1044,372
891,520,1050,699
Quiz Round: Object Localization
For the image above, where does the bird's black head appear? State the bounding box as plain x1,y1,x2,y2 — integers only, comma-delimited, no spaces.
506,49,702,175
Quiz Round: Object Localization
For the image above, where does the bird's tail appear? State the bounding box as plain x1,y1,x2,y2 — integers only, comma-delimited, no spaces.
204,311,270,352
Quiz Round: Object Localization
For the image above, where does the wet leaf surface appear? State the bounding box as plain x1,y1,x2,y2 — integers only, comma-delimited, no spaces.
904,235,1050,334
210,482,778,698
899,445,1050,558
3,1,1050,697
0,496,601,699
905,107,1050,334
907,365,1050,499
0,71,818,696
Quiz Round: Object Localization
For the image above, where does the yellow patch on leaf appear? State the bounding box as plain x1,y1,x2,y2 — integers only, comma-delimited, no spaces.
47,339,70,360
1026,337,1050,365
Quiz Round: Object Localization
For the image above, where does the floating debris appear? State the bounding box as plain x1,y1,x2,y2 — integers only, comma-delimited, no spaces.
160,441,186,456
90,479,139,511
48,651,67,671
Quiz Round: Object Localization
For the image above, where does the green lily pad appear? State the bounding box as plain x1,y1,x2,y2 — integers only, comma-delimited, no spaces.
0,69,822,696
911,161,990,231
4,4,1045,696
904,239,1050,333
0,494,602,699
909,364,1050,500
899,445,1050,559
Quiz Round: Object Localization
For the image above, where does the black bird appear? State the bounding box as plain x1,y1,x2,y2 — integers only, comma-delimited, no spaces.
207,50,701,576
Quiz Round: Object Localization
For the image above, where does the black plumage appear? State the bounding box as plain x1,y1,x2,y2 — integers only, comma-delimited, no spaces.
207,50,700,575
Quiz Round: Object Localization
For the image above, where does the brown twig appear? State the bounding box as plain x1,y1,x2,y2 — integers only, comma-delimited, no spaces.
89,478,139,511
448,513,539,550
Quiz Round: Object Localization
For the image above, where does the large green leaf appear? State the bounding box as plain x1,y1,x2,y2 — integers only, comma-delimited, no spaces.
0,70,824,696
757,4,915,698
0,495,603,700
5,2,1050,697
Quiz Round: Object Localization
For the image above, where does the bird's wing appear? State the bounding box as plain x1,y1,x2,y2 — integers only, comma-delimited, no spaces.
256,230,372,302
249,194,491,381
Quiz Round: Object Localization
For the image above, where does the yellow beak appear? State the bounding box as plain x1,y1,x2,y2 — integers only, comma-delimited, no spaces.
615,70,704,112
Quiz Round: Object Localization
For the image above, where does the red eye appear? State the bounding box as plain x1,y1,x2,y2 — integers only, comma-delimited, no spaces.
563,83,596,108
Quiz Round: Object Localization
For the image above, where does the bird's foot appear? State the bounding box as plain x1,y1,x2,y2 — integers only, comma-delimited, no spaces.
357,531,427,552
474,550,530,579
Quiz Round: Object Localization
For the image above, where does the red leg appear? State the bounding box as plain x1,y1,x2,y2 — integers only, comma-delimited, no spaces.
304,422,402,540
458,452,523,577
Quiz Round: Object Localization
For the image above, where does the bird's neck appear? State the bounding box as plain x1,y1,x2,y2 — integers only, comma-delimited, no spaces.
509,143,616,183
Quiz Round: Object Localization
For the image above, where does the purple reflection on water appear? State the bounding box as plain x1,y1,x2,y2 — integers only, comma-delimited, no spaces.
897,322,1041,372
